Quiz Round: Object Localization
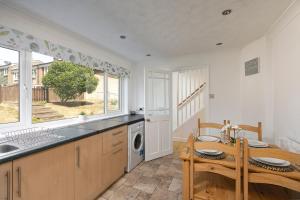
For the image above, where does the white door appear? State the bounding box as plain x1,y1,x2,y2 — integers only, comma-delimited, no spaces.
145,70,172,161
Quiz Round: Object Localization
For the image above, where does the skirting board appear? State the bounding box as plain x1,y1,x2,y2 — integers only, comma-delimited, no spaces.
172,136,188,142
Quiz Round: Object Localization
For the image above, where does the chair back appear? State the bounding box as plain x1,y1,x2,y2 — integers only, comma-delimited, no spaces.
243,139,300,200
238,122,262,141
188,134,241,199
198,119,229,136
247,147,300,164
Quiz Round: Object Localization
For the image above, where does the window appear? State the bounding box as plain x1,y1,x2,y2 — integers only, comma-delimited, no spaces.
0,49,124,127
3,68,8,76
13,72,19,82
32,69,36,79
107,75,120,111
31,52,106,123
0,46,20,124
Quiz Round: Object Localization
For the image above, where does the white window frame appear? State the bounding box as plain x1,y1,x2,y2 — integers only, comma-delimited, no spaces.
106,74,122,114
0,46,29,130
0,48,126,131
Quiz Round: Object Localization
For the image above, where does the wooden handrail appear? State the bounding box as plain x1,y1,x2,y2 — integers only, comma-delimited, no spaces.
177,82,206,108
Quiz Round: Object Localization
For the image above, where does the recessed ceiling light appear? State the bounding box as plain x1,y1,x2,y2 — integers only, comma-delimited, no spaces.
216,43,223,46
146,54,151,57
222,9,232,16
120,35,126,39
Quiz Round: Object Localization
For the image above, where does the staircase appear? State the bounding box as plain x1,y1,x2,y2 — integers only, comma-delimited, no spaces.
172,67,209,141
32,104,64,121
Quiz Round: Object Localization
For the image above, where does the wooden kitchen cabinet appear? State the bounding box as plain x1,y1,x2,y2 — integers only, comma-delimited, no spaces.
102,126,128,189
74,134,103,200
12,143,75,200
0,162,12,200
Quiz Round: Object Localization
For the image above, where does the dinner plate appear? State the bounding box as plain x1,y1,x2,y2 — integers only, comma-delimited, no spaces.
198,135,220,143
252,157,291,167
196,149,223,156
248,140,269,148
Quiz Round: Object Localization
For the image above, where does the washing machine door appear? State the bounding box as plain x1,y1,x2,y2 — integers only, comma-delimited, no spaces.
132,131,144,153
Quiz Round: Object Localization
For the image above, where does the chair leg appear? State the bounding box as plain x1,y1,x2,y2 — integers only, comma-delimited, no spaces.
244,178,248,200
236,179,241,200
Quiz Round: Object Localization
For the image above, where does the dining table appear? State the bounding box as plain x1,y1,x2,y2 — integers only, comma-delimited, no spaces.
179,137,300,200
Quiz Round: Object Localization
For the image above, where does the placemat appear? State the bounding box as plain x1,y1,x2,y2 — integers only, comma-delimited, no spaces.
249,158,295,172
195,151,225,160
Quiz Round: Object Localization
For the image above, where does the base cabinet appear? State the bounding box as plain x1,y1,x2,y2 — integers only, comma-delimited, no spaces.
1,125,128,200
102,126,128,188
0,162,12,200
12,143,75,200
74,134,103,200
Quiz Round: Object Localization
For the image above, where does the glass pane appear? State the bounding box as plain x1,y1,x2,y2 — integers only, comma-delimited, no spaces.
107,75,120,111
32,52,104,123
0,46,20,124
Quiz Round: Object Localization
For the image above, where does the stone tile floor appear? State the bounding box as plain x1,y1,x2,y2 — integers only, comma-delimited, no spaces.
97,153,183,200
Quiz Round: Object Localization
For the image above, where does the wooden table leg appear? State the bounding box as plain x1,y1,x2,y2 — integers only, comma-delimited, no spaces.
183,159,190,200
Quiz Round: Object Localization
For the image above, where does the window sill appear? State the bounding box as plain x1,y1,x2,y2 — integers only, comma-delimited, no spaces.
0,112,126,135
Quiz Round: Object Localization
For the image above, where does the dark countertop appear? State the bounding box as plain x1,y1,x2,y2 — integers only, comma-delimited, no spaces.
0,114,144,164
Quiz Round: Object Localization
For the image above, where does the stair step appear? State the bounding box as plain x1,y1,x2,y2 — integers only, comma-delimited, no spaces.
35,115,65,121
33,112,64,117
33,109,58,115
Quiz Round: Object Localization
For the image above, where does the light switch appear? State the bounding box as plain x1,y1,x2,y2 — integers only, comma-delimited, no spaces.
209,94,215,99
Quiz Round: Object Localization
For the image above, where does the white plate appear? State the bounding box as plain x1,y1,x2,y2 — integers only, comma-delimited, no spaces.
198,135,220,143
252,157,291,167
196,149,223,156
248,140,269,148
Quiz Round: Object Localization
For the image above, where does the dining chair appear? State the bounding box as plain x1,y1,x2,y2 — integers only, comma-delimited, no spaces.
188,134,241,200
197,119,230,136
243,139,300,200
238,122,262,141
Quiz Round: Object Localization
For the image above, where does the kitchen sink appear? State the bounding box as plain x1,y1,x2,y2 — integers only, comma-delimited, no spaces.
0,144,19,154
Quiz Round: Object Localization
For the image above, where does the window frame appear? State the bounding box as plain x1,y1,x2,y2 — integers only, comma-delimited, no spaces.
106,74,122,113
0,45,28,129
0,47,126,130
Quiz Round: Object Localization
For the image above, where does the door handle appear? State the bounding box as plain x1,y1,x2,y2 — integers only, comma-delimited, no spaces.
146,119,150,122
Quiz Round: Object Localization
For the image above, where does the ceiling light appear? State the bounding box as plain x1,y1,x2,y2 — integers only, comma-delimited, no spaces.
222,9,232,16
120,35,126,39
216,43,223,46
146,54,151,57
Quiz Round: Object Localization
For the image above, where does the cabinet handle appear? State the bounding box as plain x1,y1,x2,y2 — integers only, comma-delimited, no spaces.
112,141,123,147
17,167,21,198
113,149,122,155
6,171,10,200
76,146,80,168
112,131,122,136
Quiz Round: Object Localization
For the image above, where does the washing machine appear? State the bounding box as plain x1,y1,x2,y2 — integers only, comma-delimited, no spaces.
126,121,144,172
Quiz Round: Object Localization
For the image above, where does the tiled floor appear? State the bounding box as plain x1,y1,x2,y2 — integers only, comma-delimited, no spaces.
98,151,183,200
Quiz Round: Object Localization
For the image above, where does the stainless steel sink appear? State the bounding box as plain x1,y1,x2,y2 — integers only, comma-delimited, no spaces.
0,144,19,154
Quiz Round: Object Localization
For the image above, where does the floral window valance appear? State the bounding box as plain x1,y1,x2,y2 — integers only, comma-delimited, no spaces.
0,24,130,78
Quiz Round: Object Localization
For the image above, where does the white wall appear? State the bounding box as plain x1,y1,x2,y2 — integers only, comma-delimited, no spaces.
239,1,300,152
239,37,274,142
132,49,242,126
268,1,300,151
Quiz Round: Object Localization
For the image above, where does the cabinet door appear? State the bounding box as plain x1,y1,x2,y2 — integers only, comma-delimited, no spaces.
0,162,12,200
111,147,125,181
102,152,113,189
13,143,75,200
74,134,102,200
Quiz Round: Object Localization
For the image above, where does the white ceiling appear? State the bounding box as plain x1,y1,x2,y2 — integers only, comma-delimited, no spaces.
3,0,294,62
